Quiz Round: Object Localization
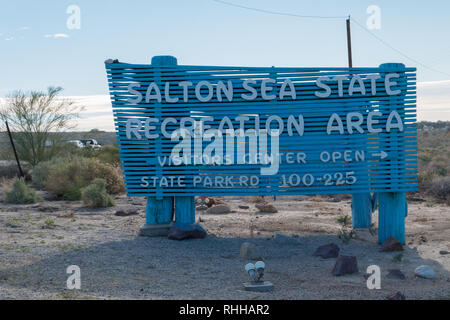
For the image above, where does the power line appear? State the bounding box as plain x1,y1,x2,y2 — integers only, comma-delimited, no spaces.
211,0,450,78
211,0,346,19
350,17,450,77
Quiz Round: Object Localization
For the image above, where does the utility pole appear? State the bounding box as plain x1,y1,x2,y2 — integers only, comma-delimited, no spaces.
346,15,353,68
5,120,24,178
346,15,374,228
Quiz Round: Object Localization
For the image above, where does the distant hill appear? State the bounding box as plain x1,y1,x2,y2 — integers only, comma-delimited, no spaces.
0,130,117,148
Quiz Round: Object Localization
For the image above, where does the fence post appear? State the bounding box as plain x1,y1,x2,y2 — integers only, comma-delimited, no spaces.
377,62,407,244
140,55,178,236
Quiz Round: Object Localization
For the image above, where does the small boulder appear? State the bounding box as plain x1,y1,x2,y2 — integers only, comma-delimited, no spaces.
239,205,250,210
168,222,207,241
414,265,437,279
314,243,340,259
387,269,406,280
240,242,262,260
386,291,406,300
255,203,278,213
439,250,449,255
380,236,403,252
332,255,358,276
206,204,231,214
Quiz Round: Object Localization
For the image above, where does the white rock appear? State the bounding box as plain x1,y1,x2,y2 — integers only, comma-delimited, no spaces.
414,265,437,279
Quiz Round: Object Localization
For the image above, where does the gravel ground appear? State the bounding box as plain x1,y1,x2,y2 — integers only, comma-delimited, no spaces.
0,194,449,300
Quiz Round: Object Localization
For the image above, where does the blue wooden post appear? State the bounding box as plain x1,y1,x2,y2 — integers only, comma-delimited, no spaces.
175,196,195,223
378,192,406,244
377,62,407,244
352,193,372,228
140,55,178,237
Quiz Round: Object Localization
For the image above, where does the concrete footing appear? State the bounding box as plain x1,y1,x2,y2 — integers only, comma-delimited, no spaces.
139,223,172,237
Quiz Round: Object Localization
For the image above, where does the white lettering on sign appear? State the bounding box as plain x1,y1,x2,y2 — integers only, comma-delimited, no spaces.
126,73,402,104
125,112,403,140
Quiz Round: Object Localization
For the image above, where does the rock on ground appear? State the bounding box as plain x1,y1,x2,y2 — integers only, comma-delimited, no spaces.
414,265,437,279
331,255,358,276
167,222,207,241
313,243,340,258
380,236,404,252
255,203,278,213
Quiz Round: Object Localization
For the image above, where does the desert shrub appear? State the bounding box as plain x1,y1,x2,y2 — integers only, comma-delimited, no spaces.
2,177,39,204
95,145,120,166
43,157,124,199
428,176,450,203
32,157,68,189
81,178,115,208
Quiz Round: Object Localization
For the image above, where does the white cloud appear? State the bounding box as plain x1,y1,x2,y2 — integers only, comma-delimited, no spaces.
5,37,14,41
44,33,70,39
417,80,450,121
18,26,30,31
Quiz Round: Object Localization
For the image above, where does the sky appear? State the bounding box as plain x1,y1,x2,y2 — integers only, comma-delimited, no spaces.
1,0,450,130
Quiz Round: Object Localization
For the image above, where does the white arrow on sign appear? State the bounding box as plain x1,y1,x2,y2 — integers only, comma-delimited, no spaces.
372,151,388,159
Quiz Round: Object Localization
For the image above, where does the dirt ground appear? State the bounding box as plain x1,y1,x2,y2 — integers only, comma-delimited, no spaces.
0,194,449,300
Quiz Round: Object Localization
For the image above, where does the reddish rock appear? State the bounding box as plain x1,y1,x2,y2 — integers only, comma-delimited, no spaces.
255,203,278,213
332,255,358,276
380,236,403,252
168,222,207,241
313,243,340,259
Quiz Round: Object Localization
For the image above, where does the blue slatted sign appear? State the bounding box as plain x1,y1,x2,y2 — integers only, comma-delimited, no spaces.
105,61,417,198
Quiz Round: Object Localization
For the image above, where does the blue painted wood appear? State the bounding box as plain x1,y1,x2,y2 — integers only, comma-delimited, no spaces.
144,55,178,228
378,192,406,244
377,63,409,244
145,197,173,225
104,61,418,199
175,196,195,224
352,193,372,228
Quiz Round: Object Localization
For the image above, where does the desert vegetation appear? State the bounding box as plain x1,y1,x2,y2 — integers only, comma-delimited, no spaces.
0,87,122,206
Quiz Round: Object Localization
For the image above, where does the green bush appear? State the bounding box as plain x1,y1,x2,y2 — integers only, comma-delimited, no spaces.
81,178,115,208
42,156,124,199
32,157,67,189
96,145,121,166
2,177,39,204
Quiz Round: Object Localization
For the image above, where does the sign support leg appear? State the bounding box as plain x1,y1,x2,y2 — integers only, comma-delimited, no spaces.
140,197,174,236
377,63,407,245
175,196,195,224
351,193,372,228
378,192,406,244
140,55,179,236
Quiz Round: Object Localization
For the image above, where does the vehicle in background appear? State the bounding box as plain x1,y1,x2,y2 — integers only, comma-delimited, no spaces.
66,140,85,148
81,139,102,150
